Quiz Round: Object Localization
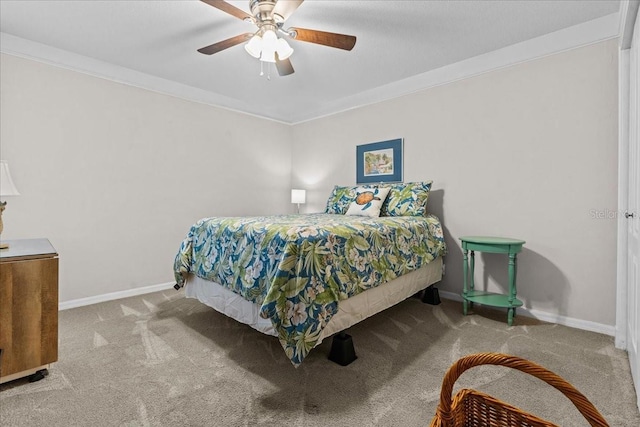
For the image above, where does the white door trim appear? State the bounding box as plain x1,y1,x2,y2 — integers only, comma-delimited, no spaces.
617,48,630,349
615,0,639,350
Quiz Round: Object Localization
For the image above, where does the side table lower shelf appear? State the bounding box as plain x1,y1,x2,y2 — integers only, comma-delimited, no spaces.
463,290,523,325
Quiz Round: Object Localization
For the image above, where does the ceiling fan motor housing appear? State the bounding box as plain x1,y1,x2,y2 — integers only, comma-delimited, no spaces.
249,0,285,25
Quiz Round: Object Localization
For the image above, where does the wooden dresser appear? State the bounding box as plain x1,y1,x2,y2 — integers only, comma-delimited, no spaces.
0,239,58,383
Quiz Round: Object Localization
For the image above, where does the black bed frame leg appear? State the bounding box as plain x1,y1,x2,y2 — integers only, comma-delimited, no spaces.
28,368,48,383
422,285,441,305
328,332,357,366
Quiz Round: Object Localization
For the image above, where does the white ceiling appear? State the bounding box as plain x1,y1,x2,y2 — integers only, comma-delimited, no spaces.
0,0,622,123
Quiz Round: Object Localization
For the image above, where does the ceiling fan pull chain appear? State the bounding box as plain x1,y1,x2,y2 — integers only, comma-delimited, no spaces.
260,60,264,76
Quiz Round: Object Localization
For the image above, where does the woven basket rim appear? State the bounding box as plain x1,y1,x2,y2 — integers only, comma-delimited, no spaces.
429,352,609,427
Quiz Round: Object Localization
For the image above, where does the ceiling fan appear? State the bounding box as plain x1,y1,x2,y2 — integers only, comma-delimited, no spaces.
198,0,357,77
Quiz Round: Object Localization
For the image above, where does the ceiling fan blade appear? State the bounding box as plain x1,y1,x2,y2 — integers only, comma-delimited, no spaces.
200,0,252,21
275,54,295,76
272,0,304,21
198,33,253,55
289,27,356,51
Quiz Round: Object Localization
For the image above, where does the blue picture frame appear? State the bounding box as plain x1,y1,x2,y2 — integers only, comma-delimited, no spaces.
356,138,403,184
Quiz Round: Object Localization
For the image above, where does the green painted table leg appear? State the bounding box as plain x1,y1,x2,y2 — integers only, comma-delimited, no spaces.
508,253,517,325
462,248,469,315
508,253,517,305
469,250,475,309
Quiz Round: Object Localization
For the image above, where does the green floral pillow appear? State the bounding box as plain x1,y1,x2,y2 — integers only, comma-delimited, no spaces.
325,185,358,214
381,181,433,216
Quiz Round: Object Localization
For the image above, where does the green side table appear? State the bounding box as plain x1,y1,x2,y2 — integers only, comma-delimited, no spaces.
460,236,526,326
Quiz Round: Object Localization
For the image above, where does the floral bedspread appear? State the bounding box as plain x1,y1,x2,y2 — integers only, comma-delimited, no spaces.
174,213,446,365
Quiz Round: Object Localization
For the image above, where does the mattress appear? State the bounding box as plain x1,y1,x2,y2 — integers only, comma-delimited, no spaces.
175,213,447,365
184,256,443,346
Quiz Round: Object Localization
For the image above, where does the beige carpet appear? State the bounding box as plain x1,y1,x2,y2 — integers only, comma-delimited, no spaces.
1,289,638,426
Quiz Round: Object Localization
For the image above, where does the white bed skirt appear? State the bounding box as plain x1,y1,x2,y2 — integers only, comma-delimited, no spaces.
185,257,443,347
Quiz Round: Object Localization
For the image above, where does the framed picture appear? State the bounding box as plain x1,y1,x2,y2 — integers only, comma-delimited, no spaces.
356,138,403,184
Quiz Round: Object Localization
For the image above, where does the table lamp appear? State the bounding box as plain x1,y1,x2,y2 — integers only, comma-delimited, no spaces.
291,189,306,214
0,161,20,249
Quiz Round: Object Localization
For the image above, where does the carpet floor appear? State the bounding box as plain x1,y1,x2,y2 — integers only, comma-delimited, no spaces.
1,289,638,426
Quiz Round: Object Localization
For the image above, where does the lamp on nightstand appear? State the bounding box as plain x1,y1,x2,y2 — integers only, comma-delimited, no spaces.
291,189,306,214
0,161,20,249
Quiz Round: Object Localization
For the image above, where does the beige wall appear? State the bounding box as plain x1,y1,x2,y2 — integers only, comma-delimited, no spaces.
1,39,620,327
0,54,292,302
291,39,619,326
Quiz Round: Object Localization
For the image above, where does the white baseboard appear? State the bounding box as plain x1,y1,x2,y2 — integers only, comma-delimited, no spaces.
59,282,177,311
58,284,616,337
438,290,616,337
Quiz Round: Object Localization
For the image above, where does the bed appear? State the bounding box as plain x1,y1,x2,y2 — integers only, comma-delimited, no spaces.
173,182,447,366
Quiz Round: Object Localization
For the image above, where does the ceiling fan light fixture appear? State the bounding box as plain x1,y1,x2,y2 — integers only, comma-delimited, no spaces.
261,30,278,51
199,0,358,77
247,29,288,63
276,38,294,60
244,34,263,58
260,48,277,63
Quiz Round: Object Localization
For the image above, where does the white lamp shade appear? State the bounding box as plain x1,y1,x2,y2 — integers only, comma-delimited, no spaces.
260,48,276,63
0,161,20,197
276,38,294,60
246,30,293,64
291,189,306,204
244,35,263,58
262,30,277,50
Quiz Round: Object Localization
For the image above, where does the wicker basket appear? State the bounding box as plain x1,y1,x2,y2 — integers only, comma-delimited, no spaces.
430,353,609,427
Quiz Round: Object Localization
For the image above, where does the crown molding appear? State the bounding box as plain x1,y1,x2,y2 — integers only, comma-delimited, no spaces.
0,32,289,125
291,12,620,124
619,1,640,49
1,12,620,125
